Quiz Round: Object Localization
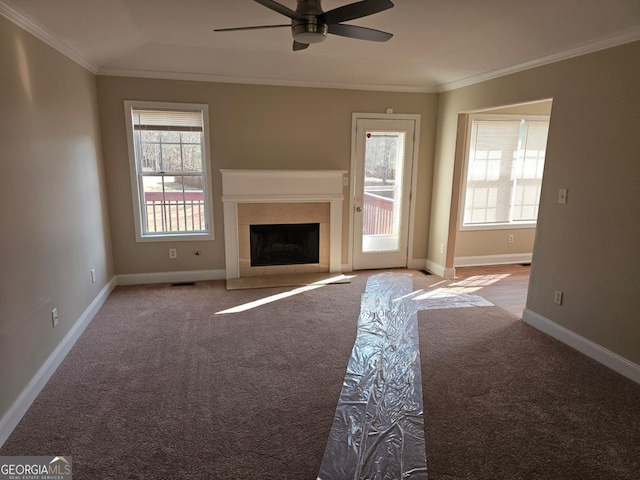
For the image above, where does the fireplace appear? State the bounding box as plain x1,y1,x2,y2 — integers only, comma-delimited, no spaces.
237,202,329,276
221,169,346,279
250,223,320,266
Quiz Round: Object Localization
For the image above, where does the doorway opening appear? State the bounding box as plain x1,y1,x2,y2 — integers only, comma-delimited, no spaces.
450,98,553,317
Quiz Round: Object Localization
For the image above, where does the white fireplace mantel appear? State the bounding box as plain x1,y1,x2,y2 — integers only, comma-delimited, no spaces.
221,169,347,279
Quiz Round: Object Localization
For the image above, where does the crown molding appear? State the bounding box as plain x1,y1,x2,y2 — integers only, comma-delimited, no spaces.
438,28,640,92
2,0,639,94
0,1,98,74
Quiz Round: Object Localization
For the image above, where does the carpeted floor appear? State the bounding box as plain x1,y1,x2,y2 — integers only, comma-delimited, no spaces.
419,306,640,479
1,270,639,479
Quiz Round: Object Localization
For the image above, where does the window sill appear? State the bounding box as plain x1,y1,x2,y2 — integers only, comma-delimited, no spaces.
459,223,537,232
135,232,214,243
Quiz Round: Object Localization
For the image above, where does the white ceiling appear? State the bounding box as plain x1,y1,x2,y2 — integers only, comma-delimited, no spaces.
3,0,640,92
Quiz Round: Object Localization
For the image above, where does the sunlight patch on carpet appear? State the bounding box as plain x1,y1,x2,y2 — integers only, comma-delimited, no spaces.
408,288,494,310
215,284,325,314
226,273,352,290
216,275,357,314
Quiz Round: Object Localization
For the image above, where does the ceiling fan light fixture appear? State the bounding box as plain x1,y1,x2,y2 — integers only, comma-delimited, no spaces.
215,0,395,50
292,22,328,44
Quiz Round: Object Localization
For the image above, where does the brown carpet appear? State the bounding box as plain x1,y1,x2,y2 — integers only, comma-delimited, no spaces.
1,270,639,479
419,307,640,479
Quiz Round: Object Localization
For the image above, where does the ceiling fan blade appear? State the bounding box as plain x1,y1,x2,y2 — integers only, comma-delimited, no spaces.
321,0,394,25
293,41,310,51
254,0,306,21
328,23,393,42
214,24,290,32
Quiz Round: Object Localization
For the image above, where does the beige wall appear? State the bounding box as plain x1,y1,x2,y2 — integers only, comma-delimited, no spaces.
0,16,113,419
96,77,438,274
431,41,640,364
481,100,553,116
455,229,537,259
453,100,552,261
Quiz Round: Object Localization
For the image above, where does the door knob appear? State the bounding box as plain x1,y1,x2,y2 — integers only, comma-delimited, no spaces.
356,207,362,212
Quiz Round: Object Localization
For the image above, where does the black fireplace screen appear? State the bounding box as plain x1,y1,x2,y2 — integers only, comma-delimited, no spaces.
250,223,320,267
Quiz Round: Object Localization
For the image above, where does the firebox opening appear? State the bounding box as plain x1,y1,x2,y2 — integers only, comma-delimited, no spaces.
250,223,320,267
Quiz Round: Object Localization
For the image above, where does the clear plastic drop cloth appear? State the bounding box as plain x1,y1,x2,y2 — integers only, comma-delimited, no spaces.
317,273,428,480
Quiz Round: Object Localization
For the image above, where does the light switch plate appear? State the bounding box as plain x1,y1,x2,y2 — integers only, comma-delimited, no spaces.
558,188,568,204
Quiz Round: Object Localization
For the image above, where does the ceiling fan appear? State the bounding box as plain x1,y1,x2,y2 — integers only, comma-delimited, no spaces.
214,0,395,51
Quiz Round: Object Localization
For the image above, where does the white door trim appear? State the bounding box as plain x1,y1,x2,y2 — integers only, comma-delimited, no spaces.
348,113,421,271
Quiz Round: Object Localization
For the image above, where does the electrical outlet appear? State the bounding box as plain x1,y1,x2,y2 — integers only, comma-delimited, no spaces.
90,268,96,283
554,290,563,305
508,234,514,244
51,308,59,327
169,248,177,259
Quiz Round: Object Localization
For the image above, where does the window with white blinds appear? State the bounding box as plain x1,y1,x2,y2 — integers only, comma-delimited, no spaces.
462,115,549,228
124,101,214,241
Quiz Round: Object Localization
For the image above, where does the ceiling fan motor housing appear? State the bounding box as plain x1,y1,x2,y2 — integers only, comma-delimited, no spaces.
293,0,328,44
292,22,328,43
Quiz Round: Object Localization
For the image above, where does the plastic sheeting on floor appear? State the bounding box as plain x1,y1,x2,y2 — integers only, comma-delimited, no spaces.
317,273,428,480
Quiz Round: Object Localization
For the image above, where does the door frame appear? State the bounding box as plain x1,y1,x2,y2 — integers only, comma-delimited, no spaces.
347,112,421,271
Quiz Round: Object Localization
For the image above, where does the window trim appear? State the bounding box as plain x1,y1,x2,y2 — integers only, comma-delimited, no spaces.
124,100,215,242
459,113,549,232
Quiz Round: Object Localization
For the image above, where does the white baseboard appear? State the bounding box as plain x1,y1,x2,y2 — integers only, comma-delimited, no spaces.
340,260,426,273
116,269,226,286
454,253,532,267
425,259,455,279
0,277,117,447
522,308,640,385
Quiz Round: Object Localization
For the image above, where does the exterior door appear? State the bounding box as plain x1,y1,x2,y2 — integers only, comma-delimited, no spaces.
352,117,417,270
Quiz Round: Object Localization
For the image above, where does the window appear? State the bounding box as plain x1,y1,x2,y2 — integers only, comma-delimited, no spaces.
461,114,549,229
124,101,214,241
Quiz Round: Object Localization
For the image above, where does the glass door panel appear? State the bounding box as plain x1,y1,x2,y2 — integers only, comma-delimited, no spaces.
362,131,406,252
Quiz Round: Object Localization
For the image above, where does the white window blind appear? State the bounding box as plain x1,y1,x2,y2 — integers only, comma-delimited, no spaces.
131,109,204,130
463,116,549,227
